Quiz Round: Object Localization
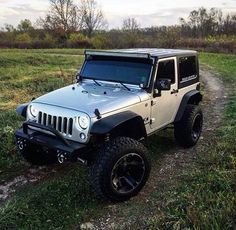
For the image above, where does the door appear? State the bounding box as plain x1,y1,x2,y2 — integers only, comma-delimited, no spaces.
150,57,179,130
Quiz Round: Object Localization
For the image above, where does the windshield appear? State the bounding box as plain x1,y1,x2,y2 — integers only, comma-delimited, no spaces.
80,57,153,87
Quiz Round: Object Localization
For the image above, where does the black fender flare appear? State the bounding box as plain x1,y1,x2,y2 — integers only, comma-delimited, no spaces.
174,90,202,122
16,103,29,118
91,111,147,138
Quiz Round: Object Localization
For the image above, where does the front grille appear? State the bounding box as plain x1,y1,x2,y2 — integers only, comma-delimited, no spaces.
38,111,74,136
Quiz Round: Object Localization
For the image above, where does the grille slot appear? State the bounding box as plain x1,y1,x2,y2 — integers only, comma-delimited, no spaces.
38,112,73,136
43,113,47,126
69,118,73,135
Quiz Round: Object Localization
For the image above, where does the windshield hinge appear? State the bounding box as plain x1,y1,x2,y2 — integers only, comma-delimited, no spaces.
94,109,101,119
150,118,155,125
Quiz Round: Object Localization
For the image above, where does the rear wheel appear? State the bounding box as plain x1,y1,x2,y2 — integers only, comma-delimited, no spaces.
174,104,203,148
89,137,151,202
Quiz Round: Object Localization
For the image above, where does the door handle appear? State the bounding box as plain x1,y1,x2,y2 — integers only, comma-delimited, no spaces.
171,89,179,94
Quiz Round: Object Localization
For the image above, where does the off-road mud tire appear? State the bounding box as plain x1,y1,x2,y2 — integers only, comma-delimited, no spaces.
174,104,203,148
89,137,151,202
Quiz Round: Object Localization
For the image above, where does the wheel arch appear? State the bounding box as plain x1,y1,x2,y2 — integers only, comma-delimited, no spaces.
174,90,202,123
16,103,29,118
90,111,147,140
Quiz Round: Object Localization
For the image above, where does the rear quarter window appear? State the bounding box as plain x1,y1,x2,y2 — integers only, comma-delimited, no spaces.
178,56,199,88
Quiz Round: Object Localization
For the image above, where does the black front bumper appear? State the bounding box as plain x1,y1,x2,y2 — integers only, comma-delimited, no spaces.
15,121,88,163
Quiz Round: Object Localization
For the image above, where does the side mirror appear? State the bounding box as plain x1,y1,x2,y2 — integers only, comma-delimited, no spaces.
154,79,171,97
156,79,171,91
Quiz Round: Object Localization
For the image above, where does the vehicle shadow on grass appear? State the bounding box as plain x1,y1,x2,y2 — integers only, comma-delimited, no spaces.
146,129,177,157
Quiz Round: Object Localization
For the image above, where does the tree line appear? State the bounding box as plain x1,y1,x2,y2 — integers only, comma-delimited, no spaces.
180,7,236,38
0,0,235,53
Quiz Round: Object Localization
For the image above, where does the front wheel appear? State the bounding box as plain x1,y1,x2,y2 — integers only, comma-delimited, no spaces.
89,137,151,202
174,104,203,148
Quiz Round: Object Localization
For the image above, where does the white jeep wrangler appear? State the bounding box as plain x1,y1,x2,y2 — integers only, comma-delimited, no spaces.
16,49,203,201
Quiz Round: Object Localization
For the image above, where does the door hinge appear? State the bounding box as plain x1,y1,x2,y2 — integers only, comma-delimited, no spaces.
151,100,156,106
171,89,179,94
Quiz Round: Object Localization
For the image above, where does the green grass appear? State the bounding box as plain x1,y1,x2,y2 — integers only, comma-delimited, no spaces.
0,50,235,229
0,166,103,229
0,48,85,55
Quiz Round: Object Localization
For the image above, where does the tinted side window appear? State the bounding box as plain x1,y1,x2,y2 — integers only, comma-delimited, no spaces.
179,56,197,83
156,60,175,83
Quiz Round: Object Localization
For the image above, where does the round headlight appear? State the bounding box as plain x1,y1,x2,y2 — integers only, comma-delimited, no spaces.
29,105,38,117
78,116,89,129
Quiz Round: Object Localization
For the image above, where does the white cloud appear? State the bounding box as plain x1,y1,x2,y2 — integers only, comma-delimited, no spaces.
103,0,236,28
99,0,236,13
0,0,235,28
0,0,48,28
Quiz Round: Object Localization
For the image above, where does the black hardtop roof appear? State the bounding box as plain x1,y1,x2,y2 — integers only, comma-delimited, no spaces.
85,48,197,59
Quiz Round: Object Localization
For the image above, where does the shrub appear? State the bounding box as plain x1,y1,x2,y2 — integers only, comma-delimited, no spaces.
69,33,87,42
14,33,32,48
15,33,32,43
177,38,236,53
91,34,111,49
156,26,181,48
66,33,92,48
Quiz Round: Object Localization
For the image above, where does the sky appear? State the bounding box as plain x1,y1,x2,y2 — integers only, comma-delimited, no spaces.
0,0,236,29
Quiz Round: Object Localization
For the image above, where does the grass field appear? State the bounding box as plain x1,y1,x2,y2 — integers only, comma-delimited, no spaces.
0,49,235,229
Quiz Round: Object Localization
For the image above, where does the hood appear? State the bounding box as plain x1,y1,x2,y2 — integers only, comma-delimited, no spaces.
33,82,149,117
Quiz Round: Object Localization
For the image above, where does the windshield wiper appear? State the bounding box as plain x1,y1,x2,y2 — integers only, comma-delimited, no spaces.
93,79,102,86
79,75,130,90
118,82,131,91
80,76,102,86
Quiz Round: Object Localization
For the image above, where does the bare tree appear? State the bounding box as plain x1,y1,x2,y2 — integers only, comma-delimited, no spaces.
223,13,236,35
122,18,140,32
80,0,107,37
4,24,15,33
121,18,140,48
39,0,81,37
179,7,236,38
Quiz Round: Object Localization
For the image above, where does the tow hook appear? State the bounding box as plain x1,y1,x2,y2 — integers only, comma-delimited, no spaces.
17,138,26,151
57,151,88,165
57,151,69,164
